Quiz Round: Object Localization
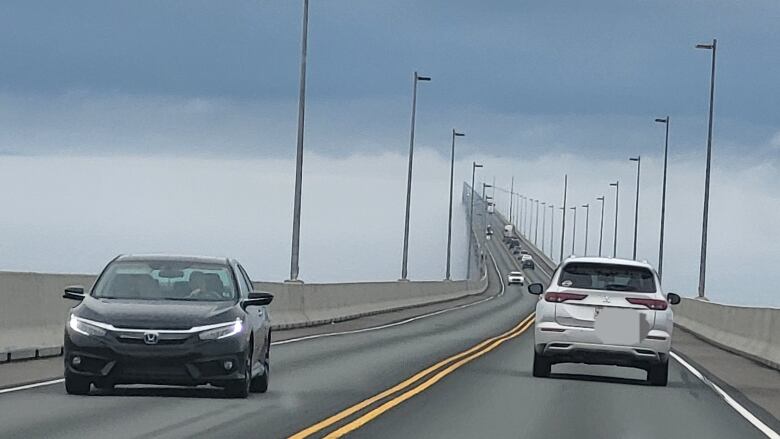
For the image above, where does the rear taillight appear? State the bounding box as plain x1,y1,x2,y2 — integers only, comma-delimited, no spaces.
626,297,668,310
545,292,588,303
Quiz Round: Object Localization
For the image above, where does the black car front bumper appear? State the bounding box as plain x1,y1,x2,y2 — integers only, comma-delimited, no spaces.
64,329,250,387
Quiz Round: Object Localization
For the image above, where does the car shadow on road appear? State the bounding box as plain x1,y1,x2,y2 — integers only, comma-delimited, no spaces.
92,386,261,399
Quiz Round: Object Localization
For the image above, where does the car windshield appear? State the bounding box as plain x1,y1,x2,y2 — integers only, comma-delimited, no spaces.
92,260,237,301
558,262,656,293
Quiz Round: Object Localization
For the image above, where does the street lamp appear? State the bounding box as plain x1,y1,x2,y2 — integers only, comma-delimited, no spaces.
288,0,311,282
445,130,465,281
629,156,641,260
559,174,568,262
696,38,717,298
528,198,534,239
655,116,670,280
596,196,605,257
466,162,482,277
541,202,547,254
569,206,577,255
582,203,590,256
524,196,529,237
548,204,555,260
509,177,515,224
400,71,431,281
610,181,620,258
534,199,540,246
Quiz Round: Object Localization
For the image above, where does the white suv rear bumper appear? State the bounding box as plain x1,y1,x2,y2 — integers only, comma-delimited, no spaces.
534,321,672,367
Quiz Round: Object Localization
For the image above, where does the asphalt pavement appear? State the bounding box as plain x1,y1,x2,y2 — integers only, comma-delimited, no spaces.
0,224,774,438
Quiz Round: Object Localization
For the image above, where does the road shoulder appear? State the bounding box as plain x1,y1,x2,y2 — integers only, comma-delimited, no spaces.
673,325,780,430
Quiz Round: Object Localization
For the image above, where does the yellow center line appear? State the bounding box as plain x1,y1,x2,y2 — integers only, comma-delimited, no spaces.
288,313,535,439
323,317,535,438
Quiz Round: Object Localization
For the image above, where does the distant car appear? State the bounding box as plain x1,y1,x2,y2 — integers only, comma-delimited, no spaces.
520,250,529,255
63,254,274,398
521,254,535,269
526,257,680,386
507,271,525,285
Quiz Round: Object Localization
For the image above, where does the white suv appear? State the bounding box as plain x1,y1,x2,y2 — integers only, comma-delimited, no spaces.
507,271,525,285
527,257,680,386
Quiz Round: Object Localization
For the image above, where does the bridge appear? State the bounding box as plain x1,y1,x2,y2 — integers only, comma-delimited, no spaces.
0,184,777,439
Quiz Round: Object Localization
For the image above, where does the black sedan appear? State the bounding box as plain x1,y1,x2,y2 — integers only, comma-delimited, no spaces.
63,254,273,398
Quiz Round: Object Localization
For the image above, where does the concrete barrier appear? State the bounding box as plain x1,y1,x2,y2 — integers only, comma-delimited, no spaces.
0,265,488,360
0,271,97,360
674,298,780,370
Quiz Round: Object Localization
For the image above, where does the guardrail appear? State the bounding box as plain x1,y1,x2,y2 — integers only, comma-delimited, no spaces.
674,299,780,370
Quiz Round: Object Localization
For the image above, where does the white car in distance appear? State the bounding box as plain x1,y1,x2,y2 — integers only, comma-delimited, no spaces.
507,271,525,285
526,257,680,386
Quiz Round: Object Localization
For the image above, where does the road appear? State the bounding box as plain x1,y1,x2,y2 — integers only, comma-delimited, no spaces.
0,223,771,438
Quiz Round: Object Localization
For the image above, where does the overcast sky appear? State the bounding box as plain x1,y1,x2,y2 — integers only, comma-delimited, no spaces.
0,1,778,305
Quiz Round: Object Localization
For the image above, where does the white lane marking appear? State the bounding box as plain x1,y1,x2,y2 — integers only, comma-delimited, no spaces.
670,351,779,439
274,244,506,346
0,378,64,394
0,243,508,395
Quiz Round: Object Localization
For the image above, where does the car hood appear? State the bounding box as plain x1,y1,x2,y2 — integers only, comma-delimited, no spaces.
75,297,240,330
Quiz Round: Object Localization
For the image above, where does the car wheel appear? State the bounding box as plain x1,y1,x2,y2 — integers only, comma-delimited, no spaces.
225,350,251,398
250,337,270,393
648,360,669,386
532,352,551,378
64,370,91,395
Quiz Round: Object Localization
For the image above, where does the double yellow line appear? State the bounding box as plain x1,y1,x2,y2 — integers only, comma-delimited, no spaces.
288,312,536,438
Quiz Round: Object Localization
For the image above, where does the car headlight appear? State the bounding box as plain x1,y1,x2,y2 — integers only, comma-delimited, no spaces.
69,315,107,337
198,319,243,341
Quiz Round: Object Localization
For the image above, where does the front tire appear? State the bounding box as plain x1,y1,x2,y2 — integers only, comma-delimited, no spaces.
648,360,669,386
250,338,270,393
64,370,91,395
532,352,551,378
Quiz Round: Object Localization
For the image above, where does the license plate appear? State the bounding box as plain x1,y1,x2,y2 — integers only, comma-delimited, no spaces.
594,307,640,345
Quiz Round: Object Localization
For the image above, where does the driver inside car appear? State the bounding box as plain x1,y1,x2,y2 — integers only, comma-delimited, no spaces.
188,271,210,298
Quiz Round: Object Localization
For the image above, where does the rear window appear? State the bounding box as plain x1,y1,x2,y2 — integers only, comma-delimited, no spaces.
558,262,656,293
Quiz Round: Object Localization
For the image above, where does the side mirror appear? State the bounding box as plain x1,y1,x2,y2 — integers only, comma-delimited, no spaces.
242,291,274,310
527,283,544,295
666,292,681,305
63,286,85,301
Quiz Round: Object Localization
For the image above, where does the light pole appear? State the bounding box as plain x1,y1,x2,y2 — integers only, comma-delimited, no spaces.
630,156,641,260
288,0,311,282
655,116,670,280
582,204,590,256
596,196,605,257
466,162,482,277
519,196,525,236
445,130,465,281
527,198,534,238
523,196,529,237
509,176,514,224
548,204,555,260
541,202,547,254
696,38,717,298
570,206,577,255
400,71,431,281
559,174,568,262
534,199,540,246
610,181,620,258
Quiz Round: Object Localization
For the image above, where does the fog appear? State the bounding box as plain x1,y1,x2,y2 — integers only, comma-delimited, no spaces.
0,149,777,307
